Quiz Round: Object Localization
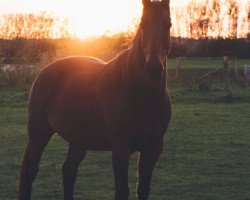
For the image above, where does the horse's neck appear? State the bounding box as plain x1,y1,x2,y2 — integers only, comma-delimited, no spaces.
128,30,145,68
123,32,166,104
126,30,166,88
106,29,166,95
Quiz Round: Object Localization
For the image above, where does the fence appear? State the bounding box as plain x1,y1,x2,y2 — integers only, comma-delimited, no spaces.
244,65,250,80
174,56,240,97
175,57,238,78
0,58,42,89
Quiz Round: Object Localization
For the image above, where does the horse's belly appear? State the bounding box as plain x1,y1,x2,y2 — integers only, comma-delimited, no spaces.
47,92,111,148
54,114,113,150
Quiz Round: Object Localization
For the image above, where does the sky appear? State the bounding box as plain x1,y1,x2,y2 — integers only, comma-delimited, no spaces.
0,0,190,14
0,0,193,38
0,0,248,38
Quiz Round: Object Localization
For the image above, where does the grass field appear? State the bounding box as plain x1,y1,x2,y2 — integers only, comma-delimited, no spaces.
0,59,250,199
167,58,250,70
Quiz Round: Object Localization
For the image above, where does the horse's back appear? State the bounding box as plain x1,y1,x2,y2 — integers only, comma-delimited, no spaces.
28,56,107,145
29,56,105,109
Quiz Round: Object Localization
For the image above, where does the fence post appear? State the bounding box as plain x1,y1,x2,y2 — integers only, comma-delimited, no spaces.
175,57,181,78
244,64,250,81
222,56,231,97
40,53,49,66
234,59,238,76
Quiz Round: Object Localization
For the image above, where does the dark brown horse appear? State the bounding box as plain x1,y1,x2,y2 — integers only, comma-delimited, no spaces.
18,0,172,199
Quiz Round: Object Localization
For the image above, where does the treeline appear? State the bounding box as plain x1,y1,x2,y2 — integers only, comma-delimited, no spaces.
170,37,250,58
0,33,131,63
1,36,249,65
171,0,250,39
0,11,71,39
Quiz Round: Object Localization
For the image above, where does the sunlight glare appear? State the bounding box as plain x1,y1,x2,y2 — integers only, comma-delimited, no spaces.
28,0,143,38
68,0,142,38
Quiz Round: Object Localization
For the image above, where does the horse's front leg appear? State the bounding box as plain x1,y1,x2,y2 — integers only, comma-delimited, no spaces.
112,144,130,200
137,138,163,200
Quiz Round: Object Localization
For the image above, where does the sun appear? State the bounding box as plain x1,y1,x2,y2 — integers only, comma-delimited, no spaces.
65,0,192,38
66,0,192,38
50,0,143,38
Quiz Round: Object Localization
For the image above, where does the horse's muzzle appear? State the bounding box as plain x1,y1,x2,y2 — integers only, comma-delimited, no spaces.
145,59,164,81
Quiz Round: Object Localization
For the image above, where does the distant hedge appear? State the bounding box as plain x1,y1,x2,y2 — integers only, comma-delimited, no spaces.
0,36,249,64
170,37,250,58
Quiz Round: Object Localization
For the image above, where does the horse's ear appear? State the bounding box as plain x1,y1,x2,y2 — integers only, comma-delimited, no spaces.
142,0,151,7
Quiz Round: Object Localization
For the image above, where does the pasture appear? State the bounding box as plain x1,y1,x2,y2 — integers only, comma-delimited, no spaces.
0,58,250,199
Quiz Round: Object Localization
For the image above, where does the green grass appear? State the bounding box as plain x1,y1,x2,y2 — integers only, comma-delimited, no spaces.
0,60,250,199
167,58,250,70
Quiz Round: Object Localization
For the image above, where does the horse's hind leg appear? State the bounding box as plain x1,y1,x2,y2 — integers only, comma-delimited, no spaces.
62,143,86,200
18,117,54,200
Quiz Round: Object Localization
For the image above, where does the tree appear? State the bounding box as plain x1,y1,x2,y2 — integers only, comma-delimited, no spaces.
248,3,250,40
0,12,71,39
227,0,239,38
210,0,222,37
170,0,248,39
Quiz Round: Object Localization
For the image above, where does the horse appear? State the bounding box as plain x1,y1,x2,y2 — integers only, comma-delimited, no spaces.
18,0,172,199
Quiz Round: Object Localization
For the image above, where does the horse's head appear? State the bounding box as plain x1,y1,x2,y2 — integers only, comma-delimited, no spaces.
140,0,171,80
